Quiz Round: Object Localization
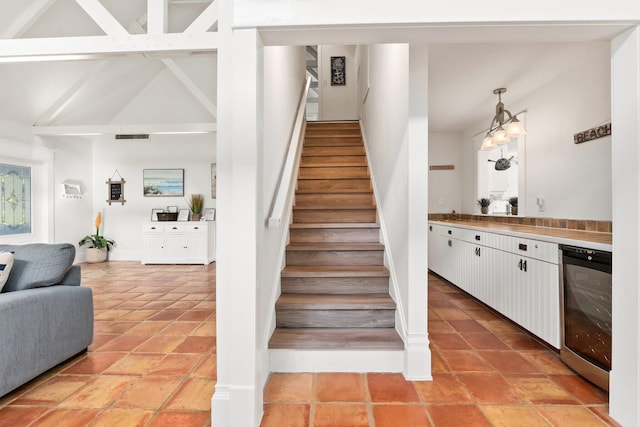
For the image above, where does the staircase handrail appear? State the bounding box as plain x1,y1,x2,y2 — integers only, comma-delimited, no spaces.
268,76,312,227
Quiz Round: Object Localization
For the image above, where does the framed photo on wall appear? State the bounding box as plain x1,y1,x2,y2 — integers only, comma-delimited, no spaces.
143,169,184,197
331,56,346,86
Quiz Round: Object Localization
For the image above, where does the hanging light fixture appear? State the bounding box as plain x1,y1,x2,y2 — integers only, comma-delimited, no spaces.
480,88,526,151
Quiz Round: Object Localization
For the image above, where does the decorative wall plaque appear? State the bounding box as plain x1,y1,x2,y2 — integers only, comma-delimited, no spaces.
574,123,611,144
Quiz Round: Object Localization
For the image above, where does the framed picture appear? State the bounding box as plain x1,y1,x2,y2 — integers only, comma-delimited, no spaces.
331,56,346,86
143,169,184,197
177,209,190,221
166,205,178,213
204,208,216,221
151,208,164,221
211,163,217,199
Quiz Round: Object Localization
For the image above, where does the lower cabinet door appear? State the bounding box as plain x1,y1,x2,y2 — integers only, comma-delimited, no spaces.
143,234,165,263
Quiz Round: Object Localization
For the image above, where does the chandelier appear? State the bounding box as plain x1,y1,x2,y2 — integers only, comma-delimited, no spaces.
480,88,526,151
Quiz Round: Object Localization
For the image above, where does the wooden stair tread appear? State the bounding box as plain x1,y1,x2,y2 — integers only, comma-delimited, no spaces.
269,328,403,350
277,293,395,309
282,265,389,277
287,242,384,251
289,223,379,229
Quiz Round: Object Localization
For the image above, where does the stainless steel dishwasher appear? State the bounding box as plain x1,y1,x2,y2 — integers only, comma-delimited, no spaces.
559,245,612,391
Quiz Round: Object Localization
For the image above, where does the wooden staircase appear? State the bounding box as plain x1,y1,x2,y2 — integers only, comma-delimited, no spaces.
269,121,403,354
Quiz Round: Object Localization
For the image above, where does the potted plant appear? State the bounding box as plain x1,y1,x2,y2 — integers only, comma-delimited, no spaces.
509,196,518,216
79,212,116,263
188,193,204,221
477,198,491,214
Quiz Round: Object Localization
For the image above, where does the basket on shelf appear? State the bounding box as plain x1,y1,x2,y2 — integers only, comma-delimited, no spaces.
157,212,178,221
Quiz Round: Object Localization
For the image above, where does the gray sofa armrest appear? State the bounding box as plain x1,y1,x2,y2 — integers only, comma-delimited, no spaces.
57,265,81,286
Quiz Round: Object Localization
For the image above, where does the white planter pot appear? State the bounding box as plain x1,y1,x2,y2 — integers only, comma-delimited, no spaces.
86,247,107,263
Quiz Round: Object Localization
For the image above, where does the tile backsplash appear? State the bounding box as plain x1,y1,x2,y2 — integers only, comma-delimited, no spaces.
428,213,612,234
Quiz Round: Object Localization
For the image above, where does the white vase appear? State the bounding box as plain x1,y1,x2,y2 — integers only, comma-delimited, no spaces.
86,247,107,263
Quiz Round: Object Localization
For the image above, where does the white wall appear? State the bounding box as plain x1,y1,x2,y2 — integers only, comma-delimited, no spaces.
319,45,358,120
460,43,612,220
428,132,463,213
360,43,430,378
37,134,216,262
258,44,306,387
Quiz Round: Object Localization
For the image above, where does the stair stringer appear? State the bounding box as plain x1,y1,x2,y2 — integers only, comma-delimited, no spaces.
358,121,408,345
262,123,308,367
360,120,432,381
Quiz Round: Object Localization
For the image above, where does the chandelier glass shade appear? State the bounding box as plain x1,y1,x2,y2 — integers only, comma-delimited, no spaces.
480,88,526,151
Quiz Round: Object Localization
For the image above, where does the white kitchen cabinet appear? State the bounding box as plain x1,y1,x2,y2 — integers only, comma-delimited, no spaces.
428,221,560,348
142,221,216,265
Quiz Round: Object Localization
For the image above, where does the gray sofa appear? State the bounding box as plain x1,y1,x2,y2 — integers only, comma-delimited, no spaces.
0,243,93,397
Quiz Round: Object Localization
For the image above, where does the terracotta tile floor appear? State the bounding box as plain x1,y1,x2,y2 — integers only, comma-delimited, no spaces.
0,263,621,426
262,274,621,427
0,262,216,427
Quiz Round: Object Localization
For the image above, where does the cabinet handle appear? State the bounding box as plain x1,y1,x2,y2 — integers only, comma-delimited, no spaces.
429,225,432,231
518,243,528,251
448,230,452,235
475,235,480,241
477,247,481,257
523,260,527,272
193,227,199,230
518,259,523,270
448,240,452,247
172,227,178,230
150,227,156,230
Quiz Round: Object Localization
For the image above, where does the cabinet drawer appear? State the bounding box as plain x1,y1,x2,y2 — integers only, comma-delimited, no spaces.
500,236,559,264
143,224,165,233
163,224,187,233
184,223,207,233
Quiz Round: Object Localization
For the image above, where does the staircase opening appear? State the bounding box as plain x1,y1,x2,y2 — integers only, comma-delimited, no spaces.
269,121,403,355
305,45,319,121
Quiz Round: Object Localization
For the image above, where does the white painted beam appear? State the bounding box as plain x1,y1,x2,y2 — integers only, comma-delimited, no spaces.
32,122,216,135
148,0,169,34
35,61,110,125
0,33,218,60
1,0,57,39
185,0,218,33
129,21,217,118
161,59,217,117
74,0,128,36
111,68,169,124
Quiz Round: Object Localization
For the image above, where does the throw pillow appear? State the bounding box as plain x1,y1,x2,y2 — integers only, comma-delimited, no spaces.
0,243,75,292
0,251,14,292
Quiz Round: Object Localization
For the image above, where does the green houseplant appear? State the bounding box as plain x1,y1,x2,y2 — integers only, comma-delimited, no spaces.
508,196,518,215
477,197,491,214
188,193,204,221
79,212,116,263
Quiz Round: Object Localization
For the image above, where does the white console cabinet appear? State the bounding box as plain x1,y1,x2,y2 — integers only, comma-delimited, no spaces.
142,221,216,265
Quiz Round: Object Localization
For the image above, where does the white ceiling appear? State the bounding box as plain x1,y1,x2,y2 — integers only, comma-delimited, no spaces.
0,0,624,134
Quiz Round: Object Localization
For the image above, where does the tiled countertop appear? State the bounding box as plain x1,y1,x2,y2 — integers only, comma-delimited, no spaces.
429,219,612,252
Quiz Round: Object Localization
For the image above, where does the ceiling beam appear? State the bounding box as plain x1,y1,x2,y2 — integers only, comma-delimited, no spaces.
74,0,129,36
32,122,217,136
35,61,110,126
148,0,169,34
111,68,169,124
0,33,218,61
161,59,217,118
1,0,58,39
185,0,218,33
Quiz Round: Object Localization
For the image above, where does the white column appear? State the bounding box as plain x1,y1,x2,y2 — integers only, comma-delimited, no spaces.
610,25,640,427
403,44,431,380
212,8,264,425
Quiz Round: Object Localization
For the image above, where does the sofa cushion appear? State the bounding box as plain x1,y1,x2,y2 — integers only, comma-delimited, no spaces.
0,244,75,293
0,251,14,292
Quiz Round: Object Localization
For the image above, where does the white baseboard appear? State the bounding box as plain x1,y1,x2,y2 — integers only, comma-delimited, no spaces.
269,349,404,373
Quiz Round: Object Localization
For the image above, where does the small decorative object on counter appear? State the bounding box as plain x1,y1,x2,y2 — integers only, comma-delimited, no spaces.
477,198,491,214
509,196,518,216
187,193,204,221
79,212,116,263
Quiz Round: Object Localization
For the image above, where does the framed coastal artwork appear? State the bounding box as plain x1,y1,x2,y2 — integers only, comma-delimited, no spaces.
143,169,184,197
